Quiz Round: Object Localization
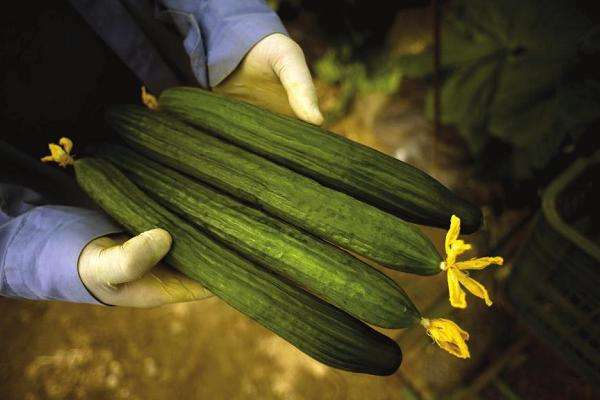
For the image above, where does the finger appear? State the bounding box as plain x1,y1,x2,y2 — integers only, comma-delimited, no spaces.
106,265,213,308
96,228,172,285
272,43,324,125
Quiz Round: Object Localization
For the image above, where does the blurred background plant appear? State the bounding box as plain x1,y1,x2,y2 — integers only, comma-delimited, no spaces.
314,48,402,122
397,0,600,182
272,0,428,123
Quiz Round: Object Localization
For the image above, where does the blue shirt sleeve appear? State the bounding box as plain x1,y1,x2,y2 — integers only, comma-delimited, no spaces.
0,184,122,304
69,0,183,93
161,0,288,88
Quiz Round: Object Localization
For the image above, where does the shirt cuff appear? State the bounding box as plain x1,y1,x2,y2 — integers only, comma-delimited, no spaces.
206,14,288,87
161,0,288,88
2,207,122,304
45,212,122,304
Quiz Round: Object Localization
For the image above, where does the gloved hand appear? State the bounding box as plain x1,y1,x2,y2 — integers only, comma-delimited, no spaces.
214,33,324,125
78,228,212,307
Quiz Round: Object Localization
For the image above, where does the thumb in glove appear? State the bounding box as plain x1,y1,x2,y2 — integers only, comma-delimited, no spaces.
78,228,211,307
214,33,324,125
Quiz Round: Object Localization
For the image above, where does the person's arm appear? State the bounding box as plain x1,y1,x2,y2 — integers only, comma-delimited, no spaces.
0,183,120,303
1,183,211,306
161,0,287,87
162,0,323,124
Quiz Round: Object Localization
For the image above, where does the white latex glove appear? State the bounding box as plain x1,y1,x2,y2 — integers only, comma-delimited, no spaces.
78,228,212,307
214,33,324,125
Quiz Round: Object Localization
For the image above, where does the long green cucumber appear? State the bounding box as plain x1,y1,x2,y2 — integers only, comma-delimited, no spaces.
74,157,403,375
158,87,482,233
106,105,442,275
100,144,421,328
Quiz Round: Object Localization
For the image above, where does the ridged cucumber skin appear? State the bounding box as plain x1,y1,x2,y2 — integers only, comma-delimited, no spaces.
159,87,482,233
101,145,421,328
107,105,442,275
74,158,403,376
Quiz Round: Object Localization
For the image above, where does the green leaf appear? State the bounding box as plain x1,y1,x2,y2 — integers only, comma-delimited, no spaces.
425,59,500,154
315,51,346,83
491,97,558,148
399,0,596,177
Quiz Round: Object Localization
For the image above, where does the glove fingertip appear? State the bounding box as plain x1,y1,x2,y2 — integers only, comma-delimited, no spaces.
145,228,173,253
308,109,324,126
295,101,324,126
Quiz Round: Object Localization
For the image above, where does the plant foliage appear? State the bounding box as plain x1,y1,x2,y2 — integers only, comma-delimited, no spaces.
399,0,599,178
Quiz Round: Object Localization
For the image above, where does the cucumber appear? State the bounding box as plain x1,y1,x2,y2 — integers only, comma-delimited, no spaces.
106,105,442,275
100,144,421,328
159,87,482,233
74,157,403,375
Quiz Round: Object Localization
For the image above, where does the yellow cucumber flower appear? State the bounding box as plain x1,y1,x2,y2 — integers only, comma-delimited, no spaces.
441,215,503,309
41,137,74,167
421,317,470,358
141,86,159,110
